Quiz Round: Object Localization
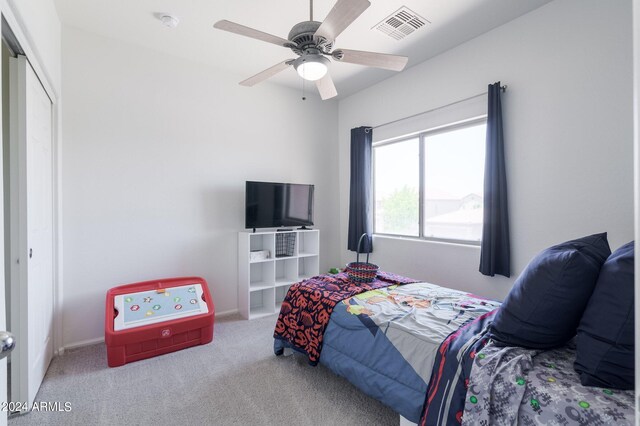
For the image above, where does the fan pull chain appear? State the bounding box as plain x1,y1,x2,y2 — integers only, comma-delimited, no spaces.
301,78,306,101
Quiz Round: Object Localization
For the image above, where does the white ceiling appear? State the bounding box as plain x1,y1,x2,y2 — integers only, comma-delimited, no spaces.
54,0,552,99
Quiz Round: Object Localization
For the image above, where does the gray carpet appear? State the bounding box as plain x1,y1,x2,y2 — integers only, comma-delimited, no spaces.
9,314,398,426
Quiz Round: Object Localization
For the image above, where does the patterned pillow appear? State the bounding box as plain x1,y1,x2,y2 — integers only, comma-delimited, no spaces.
489,233,611,349
574,241,634,389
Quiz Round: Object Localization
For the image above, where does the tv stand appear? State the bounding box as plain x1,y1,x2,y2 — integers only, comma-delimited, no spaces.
297,226,311,230
238,229,319,319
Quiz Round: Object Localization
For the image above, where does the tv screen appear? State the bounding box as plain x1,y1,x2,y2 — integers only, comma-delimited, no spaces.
245,181,314,229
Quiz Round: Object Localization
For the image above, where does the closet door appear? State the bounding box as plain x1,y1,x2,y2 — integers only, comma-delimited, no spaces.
10,55,54,408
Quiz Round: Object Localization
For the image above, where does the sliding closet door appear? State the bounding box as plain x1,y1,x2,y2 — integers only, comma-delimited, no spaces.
0,40,9,426
10,55,53,408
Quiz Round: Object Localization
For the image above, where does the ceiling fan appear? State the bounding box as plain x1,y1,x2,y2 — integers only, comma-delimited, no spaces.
213,0,409,100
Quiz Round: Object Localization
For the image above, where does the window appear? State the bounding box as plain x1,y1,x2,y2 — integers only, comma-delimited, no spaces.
374,118,486,244
373,138,420,236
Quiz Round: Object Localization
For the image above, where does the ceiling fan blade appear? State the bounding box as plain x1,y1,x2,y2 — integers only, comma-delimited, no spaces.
315,74,338,100
239,60,294,87
314,0,371,42
213,20,290,47
332,49,408,71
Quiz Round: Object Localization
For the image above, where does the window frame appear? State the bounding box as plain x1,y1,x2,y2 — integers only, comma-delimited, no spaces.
373,116,487,246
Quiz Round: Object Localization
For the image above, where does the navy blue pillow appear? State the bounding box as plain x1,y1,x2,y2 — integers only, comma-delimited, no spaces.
574,241,634,389
489,233,611,349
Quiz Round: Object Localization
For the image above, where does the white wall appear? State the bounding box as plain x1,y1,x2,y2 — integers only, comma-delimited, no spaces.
61,26,340,346
59,0,637,345
338,0,634,301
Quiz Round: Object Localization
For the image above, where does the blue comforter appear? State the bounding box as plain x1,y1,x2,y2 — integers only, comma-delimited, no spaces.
274,282,500,423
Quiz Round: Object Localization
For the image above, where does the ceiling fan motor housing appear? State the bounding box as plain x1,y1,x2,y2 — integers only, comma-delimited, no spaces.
287,21,333,55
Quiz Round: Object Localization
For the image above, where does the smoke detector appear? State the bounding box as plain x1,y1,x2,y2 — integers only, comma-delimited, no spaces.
160,14,180,28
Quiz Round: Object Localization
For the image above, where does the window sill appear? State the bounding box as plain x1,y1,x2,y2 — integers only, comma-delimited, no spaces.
373,233,481,249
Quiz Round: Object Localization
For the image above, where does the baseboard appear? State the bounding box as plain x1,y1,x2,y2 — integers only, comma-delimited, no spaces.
215,308,239,318
61,310,238,352
63,336,105,352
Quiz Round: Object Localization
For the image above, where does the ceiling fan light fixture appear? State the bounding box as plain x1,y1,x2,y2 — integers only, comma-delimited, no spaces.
294,54,329,81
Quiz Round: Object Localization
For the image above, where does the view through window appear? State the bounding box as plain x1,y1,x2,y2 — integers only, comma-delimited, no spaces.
374,119,486,243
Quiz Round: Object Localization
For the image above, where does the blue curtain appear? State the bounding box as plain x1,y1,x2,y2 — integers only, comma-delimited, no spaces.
479,82,510,277
348,126,373,253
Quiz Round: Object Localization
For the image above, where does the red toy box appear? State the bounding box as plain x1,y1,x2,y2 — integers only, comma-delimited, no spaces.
105,276,214,367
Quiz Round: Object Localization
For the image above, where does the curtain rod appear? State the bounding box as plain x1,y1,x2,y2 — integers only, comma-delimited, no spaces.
366,84,507,132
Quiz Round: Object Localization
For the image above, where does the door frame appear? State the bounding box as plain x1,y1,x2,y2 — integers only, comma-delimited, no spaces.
0,0,63,362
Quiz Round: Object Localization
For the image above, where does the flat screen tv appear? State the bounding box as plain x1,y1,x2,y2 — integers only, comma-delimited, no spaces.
245,181,314,230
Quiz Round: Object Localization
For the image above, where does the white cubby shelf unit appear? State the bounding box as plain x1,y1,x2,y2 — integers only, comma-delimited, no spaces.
238,229,319,319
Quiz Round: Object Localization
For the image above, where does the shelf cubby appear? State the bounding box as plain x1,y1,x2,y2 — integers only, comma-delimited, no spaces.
239,229,319,319
298,256,319,281
298,230,319,257
249,288,275,319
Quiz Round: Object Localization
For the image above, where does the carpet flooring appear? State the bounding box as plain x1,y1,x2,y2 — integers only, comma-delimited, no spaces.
8,314,399,426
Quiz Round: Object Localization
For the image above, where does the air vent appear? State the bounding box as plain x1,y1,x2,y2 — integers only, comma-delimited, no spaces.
374,7,429,41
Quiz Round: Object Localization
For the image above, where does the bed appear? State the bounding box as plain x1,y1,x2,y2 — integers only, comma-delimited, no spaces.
273,273,500,423
273,265,635,425
420,310,635,426
463,340,635,425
